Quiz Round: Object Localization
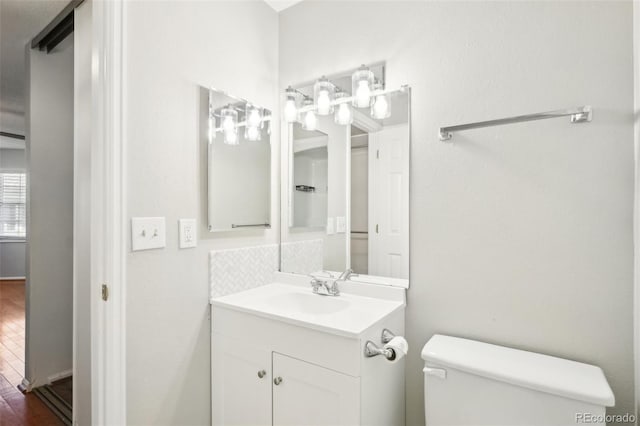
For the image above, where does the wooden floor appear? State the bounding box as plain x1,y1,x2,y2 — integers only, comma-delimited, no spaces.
0,280,63,425
0,280,25,387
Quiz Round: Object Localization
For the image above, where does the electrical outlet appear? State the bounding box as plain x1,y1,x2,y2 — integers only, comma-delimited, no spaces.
131,217,166,251
336,216,346,233
179,218,197,249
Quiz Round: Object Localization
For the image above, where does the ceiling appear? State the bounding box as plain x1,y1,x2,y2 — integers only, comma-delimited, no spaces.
0,0,68,127
263,0,304,12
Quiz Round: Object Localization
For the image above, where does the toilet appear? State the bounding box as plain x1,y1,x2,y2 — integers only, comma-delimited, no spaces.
421,335,615,426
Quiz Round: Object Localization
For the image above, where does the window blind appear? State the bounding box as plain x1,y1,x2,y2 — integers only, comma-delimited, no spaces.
0,172,26,238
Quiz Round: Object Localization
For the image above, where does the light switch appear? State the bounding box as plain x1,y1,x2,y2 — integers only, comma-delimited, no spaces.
179,218,197,249
326,217,335,235
336,216,346,233
131,217,166,251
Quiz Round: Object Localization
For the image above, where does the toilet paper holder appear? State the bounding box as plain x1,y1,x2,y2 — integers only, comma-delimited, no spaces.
364,329,399,360
364,340,397,360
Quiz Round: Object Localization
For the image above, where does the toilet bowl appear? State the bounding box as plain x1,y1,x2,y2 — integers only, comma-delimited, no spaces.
421,335,615,426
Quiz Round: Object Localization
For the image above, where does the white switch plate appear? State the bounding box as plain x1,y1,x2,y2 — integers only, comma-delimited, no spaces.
326,217,335,235
336,216,346,233
131,217,166,251
179,218,197,249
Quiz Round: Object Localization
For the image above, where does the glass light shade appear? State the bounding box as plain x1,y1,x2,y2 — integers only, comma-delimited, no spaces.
223,128,238,145
284,86,299,123
301,98,317,131
245,104,263,129
245,125,261,141
219,106,238,133
371,83,391,120
351,65,374,108
334,91,353,125
314,76,334,115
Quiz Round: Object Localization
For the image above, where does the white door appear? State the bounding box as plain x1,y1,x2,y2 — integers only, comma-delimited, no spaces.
212,333,272,426
368,124,410,279
272,353,360,426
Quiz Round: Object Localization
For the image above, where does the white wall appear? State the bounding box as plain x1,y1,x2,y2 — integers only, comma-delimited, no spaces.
123,1,278,423
280,1,635,422
0,148,26,279
26,36,74,386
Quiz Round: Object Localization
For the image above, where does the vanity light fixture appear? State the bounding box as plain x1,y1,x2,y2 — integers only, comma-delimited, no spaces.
314,76,335,116
220,106,239,145
334,90,353,125
352,65,375,108
283,64,401,128
284,86,299,123
371,82,391,120
301,98,317,131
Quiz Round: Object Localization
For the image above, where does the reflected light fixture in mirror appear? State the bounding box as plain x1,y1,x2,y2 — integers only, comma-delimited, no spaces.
314,76,335,115
302,98,317,131
352,64,374,108
284,86,299,123
245,104,263,141
371,82,391,119
334,90,353,125
220,106,239,145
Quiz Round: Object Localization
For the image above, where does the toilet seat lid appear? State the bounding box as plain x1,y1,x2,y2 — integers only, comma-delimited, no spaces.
421,334,615,407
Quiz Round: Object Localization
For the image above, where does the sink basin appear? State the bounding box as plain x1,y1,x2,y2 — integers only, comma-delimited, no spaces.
267,292,350,315
212,282,405,337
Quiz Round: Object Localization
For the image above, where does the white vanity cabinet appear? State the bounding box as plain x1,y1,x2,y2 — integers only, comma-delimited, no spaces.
211,283,406,426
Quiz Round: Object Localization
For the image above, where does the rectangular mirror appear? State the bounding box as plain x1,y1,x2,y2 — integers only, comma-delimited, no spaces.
280,73,410,286
207,88,271,232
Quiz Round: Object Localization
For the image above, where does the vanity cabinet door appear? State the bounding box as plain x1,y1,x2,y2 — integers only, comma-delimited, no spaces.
212,333,271,426
272,353,360,426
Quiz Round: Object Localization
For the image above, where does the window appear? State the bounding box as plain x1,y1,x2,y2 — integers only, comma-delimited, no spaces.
0,172,26,239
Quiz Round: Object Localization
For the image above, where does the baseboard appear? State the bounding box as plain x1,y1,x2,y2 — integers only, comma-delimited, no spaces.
0,276,26,280
48,369,72,385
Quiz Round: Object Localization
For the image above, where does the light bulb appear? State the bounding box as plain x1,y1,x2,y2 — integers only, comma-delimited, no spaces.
316,89,331,115
313,76,334,115
372,95,389,119
284,99,297,122
303,110,317,131
335,102,353,125
245,125,260,141
224,129,238,145
352,65,374,108
247,107,262,128
355,80,371,108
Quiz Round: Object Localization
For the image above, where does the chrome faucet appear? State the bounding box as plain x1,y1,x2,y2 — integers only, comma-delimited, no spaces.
310,276,340,296
309,269,358,297
337,268,356,281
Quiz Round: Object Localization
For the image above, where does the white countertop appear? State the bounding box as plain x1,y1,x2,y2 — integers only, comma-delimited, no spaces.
211,282,405,338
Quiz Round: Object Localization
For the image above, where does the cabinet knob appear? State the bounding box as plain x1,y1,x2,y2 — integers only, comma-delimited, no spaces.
273,376,283,386
257,370,266,379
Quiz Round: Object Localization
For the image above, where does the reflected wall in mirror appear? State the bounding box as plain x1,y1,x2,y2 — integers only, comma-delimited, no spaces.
291,126,328,229
280,63,410,286
207,88,271,232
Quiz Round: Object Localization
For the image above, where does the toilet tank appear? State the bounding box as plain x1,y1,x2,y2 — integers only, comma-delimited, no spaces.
421,335,615,426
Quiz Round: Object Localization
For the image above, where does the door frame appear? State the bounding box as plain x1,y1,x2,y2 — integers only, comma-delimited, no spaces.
89,0,126,424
